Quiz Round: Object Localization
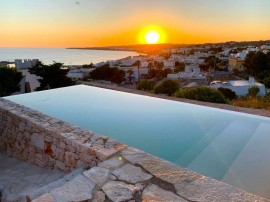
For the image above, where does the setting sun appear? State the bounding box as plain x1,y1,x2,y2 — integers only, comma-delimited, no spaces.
145,31,160,44
139,26,166,44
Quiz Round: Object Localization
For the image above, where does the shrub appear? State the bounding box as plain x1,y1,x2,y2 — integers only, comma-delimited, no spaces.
136,79,155,91
0,65,23,97
175,86,228,104
218,88,237,100
233,96,270,110
264,76,270,88
248,86,260,97
154,79,180,96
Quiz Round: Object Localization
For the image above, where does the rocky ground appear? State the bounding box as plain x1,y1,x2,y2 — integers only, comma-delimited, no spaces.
0,154,83,202
32,147,268,202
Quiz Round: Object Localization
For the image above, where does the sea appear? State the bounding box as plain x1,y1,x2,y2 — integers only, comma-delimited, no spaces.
0,48,140,65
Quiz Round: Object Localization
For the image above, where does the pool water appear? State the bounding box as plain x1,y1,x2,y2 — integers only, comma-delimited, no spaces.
6,85,270,198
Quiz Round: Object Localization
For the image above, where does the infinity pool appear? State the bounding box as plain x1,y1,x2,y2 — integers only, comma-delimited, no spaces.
6,85,270,198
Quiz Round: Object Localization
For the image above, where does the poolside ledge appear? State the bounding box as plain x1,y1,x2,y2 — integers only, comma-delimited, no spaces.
0,97,269,201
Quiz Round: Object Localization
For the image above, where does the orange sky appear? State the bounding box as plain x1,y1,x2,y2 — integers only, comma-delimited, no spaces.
1,0,270,47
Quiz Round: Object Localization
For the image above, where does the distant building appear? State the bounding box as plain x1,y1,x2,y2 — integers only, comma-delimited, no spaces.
210,77,267,96
67,68,93,80
15,59,38,69
118,66,148,82
261,44,270,50
228,58,245,71
167,65,207,81
163,61,175,70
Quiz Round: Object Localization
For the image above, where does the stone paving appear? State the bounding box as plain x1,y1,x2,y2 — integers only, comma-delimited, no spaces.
32,148,270,202
0,154,65,202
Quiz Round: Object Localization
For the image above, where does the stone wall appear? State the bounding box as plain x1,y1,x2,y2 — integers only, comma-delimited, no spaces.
0,97,269,201
0,98,126,172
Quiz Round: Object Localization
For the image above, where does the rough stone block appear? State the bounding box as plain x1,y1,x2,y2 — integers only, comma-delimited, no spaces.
95,148,118,161
83,166,110,187
31,133,44,150
142,184,187,202
111,163,152,184
102,181,139,202
50,174,95,201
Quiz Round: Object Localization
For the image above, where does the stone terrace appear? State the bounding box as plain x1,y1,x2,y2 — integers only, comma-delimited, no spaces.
0,97,269,201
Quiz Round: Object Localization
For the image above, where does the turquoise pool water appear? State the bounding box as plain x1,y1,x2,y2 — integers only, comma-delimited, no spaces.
6,85,270,198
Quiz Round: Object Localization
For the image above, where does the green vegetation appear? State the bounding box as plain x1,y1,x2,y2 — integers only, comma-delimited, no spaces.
82,63,94,69
29,61,73,91
0,65,23,97
244,51,269,76
136,79,155,91
233,95,270,110
148,61,172,80
127,69,134,82
174,62,185,73
154,79,180,96
243,51,270,88
132,60,141,81
218,88,237,100
175,86,228,104
89,64,125,84
248,86,260,97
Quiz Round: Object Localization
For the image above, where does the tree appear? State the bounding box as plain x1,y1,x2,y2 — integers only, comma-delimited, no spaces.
244,52,269,76
162,68,172,78
205,56,221,70
174,62,185,73
127,69,134,82
154,61,164,79
248,86,260,97
175,87,228,104
82,63,94,69
218,88,237,100
136,79,155,91
154,79,180,96
132,60,141,82
29,61,73,91
89,64,125,84
0,65,23,97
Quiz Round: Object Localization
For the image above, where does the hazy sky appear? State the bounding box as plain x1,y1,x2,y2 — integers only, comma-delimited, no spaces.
1,0,270,47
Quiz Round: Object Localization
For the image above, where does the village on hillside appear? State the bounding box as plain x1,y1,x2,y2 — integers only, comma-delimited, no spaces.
9,42,270,99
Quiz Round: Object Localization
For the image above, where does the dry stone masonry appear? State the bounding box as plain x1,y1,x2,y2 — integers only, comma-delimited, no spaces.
0,97,269,202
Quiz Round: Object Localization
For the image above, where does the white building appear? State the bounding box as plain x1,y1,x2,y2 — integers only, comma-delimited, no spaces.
261,44,270,50
210,77,267,96
167,65,207,80
67,68,93,80
118,66,148,82
163,61,175,70
15,59,38,69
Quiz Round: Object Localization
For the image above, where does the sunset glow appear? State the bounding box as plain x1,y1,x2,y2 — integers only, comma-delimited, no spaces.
1,0,270,47
145,31,160,44
139,26,166,45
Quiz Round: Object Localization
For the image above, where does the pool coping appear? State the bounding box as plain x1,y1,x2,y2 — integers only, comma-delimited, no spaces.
77,81,270,119
0,96,269,201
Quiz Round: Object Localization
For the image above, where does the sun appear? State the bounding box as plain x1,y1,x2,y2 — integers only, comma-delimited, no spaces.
145,30,160,44
139,26,166,44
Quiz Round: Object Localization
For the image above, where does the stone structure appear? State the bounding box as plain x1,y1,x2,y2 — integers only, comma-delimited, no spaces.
0,97,269,201
0,98,126,173
15,59,38,69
